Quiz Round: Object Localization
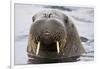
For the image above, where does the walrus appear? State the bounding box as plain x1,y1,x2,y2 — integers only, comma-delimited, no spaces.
27,10,85,64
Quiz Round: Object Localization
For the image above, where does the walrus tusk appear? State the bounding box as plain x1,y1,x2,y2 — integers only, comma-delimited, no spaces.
56,41,60,54
36,41,40,55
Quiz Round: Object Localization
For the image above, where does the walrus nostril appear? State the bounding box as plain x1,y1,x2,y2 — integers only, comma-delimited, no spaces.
43,31,50,35
42,31,51,37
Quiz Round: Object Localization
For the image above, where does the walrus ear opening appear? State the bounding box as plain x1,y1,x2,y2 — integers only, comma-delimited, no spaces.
63,15,69,24
32,16,35,22
64,19,85,57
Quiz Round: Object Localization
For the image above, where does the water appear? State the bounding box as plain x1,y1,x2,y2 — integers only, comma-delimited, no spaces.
14,3,94,65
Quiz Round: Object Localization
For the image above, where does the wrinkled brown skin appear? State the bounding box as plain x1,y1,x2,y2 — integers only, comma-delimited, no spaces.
27,10,85,64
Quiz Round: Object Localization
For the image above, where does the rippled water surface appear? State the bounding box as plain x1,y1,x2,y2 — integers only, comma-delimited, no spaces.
14,4,94,65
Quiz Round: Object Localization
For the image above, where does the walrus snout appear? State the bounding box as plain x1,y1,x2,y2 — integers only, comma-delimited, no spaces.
30,19,67,56
39,28,66,45
31,19,67,44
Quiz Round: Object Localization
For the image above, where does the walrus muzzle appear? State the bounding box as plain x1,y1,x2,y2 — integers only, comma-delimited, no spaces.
29,19,67,57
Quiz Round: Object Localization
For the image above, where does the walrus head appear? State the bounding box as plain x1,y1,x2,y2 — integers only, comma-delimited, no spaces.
27,10,85,59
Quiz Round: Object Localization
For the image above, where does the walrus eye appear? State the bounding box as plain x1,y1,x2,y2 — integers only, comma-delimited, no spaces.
36,41,40,55
56,41,60,54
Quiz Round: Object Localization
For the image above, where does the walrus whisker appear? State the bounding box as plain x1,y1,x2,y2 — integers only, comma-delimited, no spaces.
36,41,40,55
56,41,60,54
